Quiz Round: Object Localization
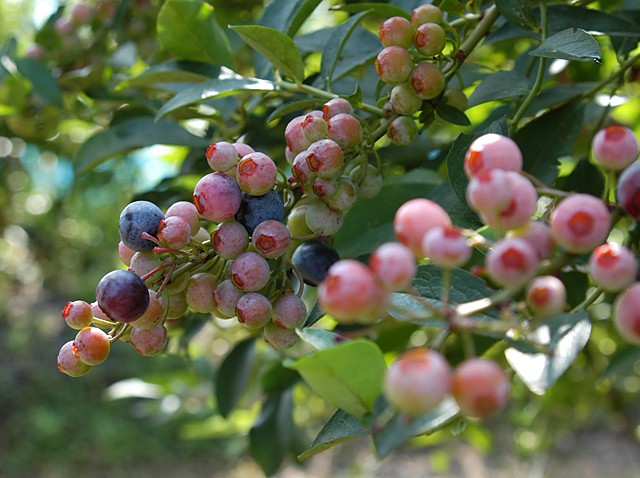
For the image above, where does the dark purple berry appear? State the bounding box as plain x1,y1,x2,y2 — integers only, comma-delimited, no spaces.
96,269,150,323
118,201,165,252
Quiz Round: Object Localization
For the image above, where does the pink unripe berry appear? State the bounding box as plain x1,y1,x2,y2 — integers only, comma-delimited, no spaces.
185,272,218,313
232,142,255,157
70,3,95,25
323,176,358,212
131,290,165,330
384,348,452,416
306,139,344,178
591,125,638,171
25,44,45,60
390,83,423,115
205,141,239,172
62,300,94,330
464,134,523,178
193,172,242,223
412,4,443,27
387,116,418,146
72,327,111,365
588,243,637,292
526,275,566,318
479,172,537,232
616,162,640,219
369,242,417,291
301,111,328,144
327,113,363,151
550,194,611,254
165,291,188,319
211,221,250,259
409,62,445,100
236,292,272,329
452,358,510,418
466,168,514,214
414,23,446,57
312,177,338,198
614,283,640,344
57,341,92,377
486,237,539,286
230,251,271,292
394,198,452,256
292,151,314,190
379,16,415,49
213,279,245,318
507,221,556,261
318,260,387,323
252,220,291,258
157,216,191,249
323,98,353,120
264,321,300,350
272,293,307,329
165,201,200,235
237,152,278,196
285,115,312,155
375,46,413,85
130,324,168,356
422,226,472,267
129,251,161,278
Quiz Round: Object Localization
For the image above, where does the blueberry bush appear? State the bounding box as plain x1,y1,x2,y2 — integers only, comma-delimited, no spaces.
3,0,640,475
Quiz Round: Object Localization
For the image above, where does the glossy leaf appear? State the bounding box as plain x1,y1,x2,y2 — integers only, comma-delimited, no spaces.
372,398,459,458
468,70,530,108
435,104,471,126
155,76,275,120
546,4,640,37
298,409,367,461
331,3,410,19
496,0,537,30
297,328,350,350
556,160,605,197
260,0,323,37
319,10,371,89
118,61,221,90
215,337,256,418
530,28,601,63
231,25,304,82
287,340,386,419
157,0,232,66
75,116,210,175
304,301,325,327
505,311,591,395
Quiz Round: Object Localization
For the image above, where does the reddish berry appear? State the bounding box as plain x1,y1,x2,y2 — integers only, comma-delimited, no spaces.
414,23,446,57
588,243,637,292
312,177,338,198
550,194,611,254
285,115,312,155
62,300,93,330
272,293,307,329
452,358,510,418
165,291,188,319
264,321,299,350
616,162,640,219
193,172,242,223
233,142,255,157
118,241,136,267
387,116,418,146
131,290,165,330
464,134,523,178
507,220,556,261
412,4,443,27
91,301,110,321
379,16,415,49
206,142,239,172
213,279,245,318
165,201,200,235
292,150,314,190
211,221,250,259
479,172,537,233
252,220,291,258
375,46,413,85
306,138,345,178
70,3,95,24
409,62,445,100
369,242,416,291
384,348,452,416
466,168,514,214
390,83,423,115
422,226,472,267
230,251,271,292
237,152,278,196
591,125,638,171
526,275,566,318
129,251,160,278
323,176,358,212
57,341,92,377
72,327,111,365
236,292,272,329
301,111,328,144
323,98,354,120
394,198,452,256
185,272,218,313
157,216,191,249
613,283,640,344
130,324,168,356
96,269,150,323
327,113,363,151
486,237,539,286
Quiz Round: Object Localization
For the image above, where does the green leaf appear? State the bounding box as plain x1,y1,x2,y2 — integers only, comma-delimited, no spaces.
334,169,442,258
495,0,537,30
231,25,304,82
298,409,367,461
514,101,585,185
260,0,323,37
435,104,471,126
439,0,466,17
118,60,221,90
155,76,275,120
601,346,640,380
468,70,530,108
215,338,256,418
372,399,459,458
556,160,605,197
331,3,410,19
297,328,350,350
304,301,326,327
287,340,386,419
249,390,294,476
319,10,371,89
266,98,322,123
157,0,232,66
427,182,482,230
260,361,300,393
75,116,210,175
14,58,62,108
546,4,640,37
505,311,591,395
530,28,601,63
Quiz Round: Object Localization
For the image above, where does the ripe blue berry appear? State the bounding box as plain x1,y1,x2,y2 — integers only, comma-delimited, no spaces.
291,240,340,286
235,189,285,235
118,201,165,252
